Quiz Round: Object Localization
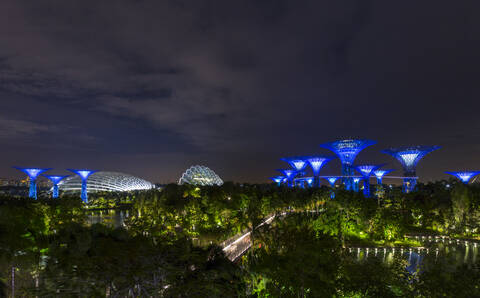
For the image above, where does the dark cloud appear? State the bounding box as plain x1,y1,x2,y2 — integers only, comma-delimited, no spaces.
0,0,479,183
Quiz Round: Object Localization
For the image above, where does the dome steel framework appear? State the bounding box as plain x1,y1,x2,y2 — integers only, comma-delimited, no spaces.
59,171,154,194
178,165,223,186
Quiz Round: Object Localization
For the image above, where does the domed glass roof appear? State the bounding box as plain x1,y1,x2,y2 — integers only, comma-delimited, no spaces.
58,171,155,193
178,165,223,186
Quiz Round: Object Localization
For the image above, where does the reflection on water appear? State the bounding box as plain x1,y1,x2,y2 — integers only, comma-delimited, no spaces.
349,239,479,272
87,209,129,228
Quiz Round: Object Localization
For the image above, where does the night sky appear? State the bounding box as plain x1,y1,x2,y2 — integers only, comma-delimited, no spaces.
1,1,480,184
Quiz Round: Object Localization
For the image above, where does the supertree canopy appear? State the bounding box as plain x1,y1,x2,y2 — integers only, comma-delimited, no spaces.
374,169,395,184
43,175,69,198
382,146,440,175
355,164,384,197
320,139,376,191
353,177,362,192
445,171,480,184
13,167,51,199
382,145,440,192
270,176,286,186
305,155,336,187
305,177,314,187
324,176,339,198
280,156,309,172
68,169,99,203
277,169,297,187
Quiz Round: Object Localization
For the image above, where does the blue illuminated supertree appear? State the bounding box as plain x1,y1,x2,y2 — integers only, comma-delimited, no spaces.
305,177,314,187
374,169,395,185
43,175,69,198
13,167,51,199
320,139,376,191
277,169,296,187
382,146,440,193
353,177,362,192
324,176,339,198
67,169,98,203
445,171,480,184
270,176,286,186
305,156,336,187
294,178,306,188
281,156,309,171
355,164,384,197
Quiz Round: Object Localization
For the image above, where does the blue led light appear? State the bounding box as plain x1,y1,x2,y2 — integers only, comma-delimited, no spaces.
374,169,395,184
445,171,480,184
320,139,376,165
277,169,296,178
13,167,52,199
305,156,336,175
68,169,99,203
280,157,308,171
270,176,286,186
352,177,362,192
320,139,376,190
325,177,339,187
306,177,314,187
276,169,297,187
355,164,384,178
354,164,384,198
382,146,439,193
324,177,339,198
43,175,69,198
382,146,440,176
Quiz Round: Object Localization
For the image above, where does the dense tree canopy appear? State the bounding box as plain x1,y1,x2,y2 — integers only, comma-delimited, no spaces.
0,180,478,296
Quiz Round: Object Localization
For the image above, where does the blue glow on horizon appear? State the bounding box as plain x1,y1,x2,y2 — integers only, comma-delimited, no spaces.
445,171,480,184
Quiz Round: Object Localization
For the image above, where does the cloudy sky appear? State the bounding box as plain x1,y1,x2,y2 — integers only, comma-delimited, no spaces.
1,0,479,183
